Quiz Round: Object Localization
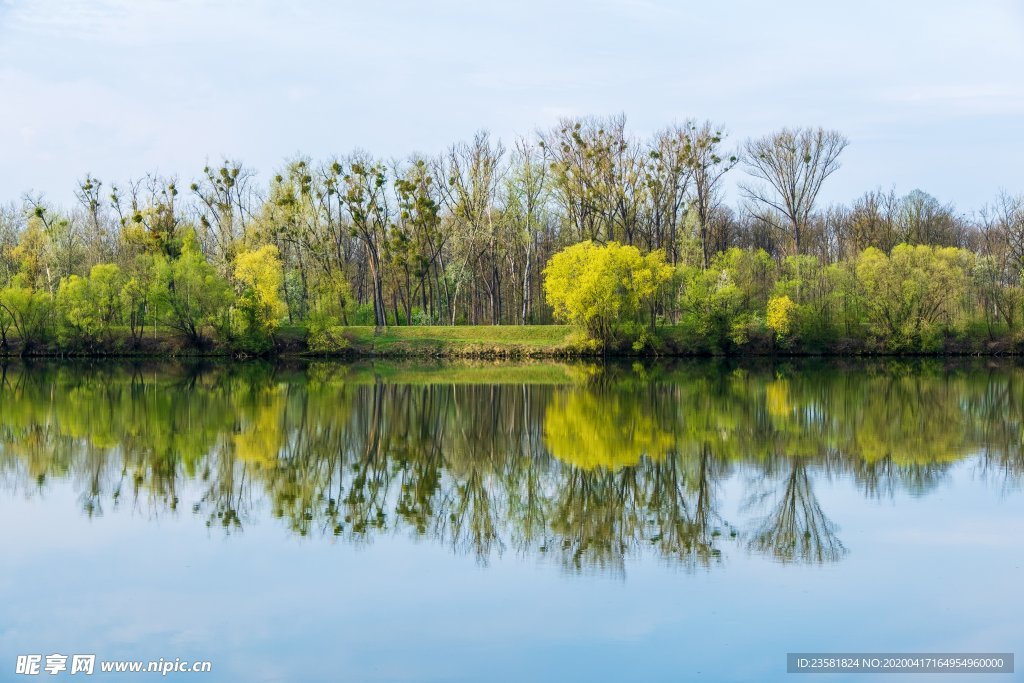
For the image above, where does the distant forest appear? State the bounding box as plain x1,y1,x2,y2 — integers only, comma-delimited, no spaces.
1,115,1022,352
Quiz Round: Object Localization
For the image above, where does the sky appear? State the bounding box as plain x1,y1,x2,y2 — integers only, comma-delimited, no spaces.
0,0,1022,210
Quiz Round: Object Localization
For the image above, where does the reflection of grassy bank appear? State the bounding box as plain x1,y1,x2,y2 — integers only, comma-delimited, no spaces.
321,360,596,385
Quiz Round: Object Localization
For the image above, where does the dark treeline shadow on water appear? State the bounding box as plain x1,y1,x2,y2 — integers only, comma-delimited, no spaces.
0,356,1021,574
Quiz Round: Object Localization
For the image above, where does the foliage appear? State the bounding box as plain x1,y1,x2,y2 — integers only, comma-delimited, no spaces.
0,277,52,350
234,244,287,345
1,361,1020,565
305,270,356,352
55,276,97,344
543,241,673,349
677,248,775,350
855,244,973,350
150,230,233,345
543,388,674,470
0,116,1020,355
766,295,797,341
55,263,125,345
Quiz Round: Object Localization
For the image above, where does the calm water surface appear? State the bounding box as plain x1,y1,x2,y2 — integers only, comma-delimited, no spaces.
0,359,1022,682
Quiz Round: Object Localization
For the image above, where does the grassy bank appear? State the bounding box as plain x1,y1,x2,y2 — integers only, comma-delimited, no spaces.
332,325,580,357
2,323,1022,358
0,324,583,358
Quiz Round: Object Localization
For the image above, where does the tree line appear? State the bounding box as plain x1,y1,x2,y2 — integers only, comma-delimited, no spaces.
1,115,1022,352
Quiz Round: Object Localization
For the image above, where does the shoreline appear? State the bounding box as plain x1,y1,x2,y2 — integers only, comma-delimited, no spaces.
1,323,1022,360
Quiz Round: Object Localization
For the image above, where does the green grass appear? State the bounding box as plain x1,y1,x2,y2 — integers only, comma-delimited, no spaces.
335,325,581,356
1,323,584,358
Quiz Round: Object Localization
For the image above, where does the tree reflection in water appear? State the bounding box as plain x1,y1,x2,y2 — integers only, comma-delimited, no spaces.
746,459,847,564
0,359,1020,572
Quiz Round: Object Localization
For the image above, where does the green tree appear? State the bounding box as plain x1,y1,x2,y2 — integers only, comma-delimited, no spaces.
305,272,356,352
151,230,233,345
855,244,974,349
678,248,775,348
0,275,52,351
54,263,125,345
56,275,98,344
89,263,124,328
120,276,149,344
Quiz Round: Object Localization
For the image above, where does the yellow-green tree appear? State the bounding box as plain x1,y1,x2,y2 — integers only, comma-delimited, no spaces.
543,388,674,470
543,241,673,348
56,275,97,343
55,264,125,345
766,295,797,341
855,244,973,349
10,216,52,291
234,244,287,342
0,275,52,351
305,270,355,352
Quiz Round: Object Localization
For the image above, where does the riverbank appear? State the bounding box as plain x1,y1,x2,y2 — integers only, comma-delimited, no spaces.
0,325,583,359
1,324,1022,358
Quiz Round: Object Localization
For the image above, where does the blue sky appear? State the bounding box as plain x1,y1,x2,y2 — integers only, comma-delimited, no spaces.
1,0,1022,209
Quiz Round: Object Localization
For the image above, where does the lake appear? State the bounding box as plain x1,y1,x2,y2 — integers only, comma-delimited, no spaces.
0,359,1021,682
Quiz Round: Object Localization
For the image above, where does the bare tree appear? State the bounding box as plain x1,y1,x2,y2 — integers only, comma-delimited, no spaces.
436,131,506,324
0,203,24,285
542,114,641,246
897,189,961,246
981,191,1024,274
191,160,258,273
643,124,693,263
840,188,901,255
504,137,551,324
685,121,737,268
73,174,121,268
741,127,848,255
340,153,391,328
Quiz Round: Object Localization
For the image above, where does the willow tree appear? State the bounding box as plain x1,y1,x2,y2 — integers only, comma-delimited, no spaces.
150,230,233,345
855,244,974,349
